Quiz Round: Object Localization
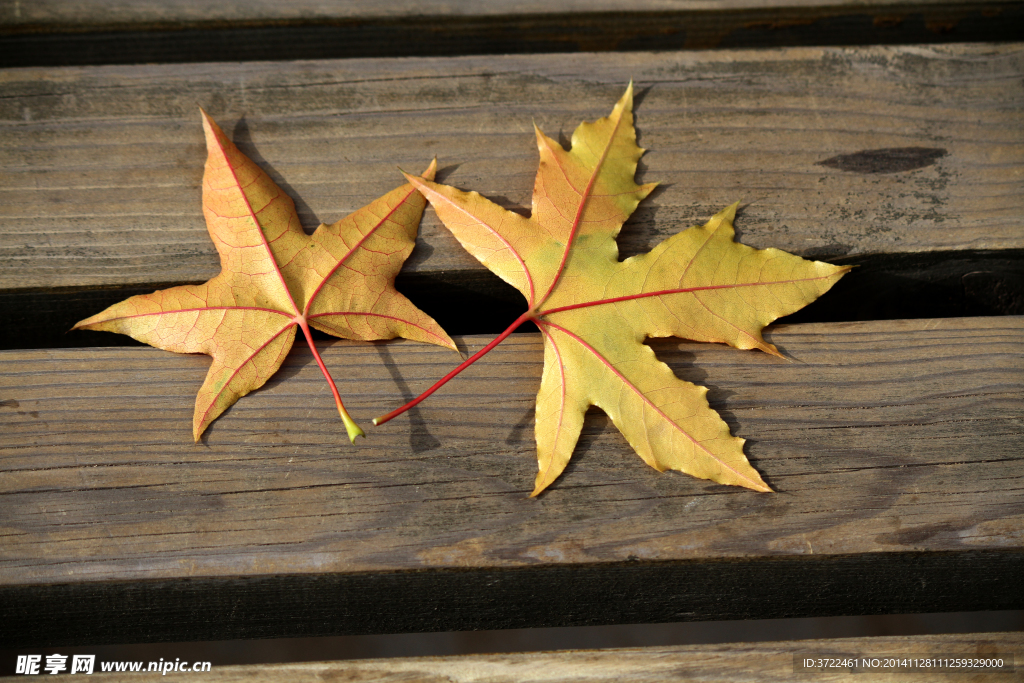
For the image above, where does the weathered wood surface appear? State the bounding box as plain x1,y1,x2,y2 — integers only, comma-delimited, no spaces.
4,44,1020,350
1,44,1020,292
67,632,1023,682
2,0,1019,68
2,316,1021,644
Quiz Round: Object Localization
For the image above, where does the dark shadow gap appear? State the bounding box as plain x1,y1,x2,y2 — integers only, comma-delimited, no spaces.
2,3,1022,68
1,551,1021,648
5,249,1021,351
1,609,1020,674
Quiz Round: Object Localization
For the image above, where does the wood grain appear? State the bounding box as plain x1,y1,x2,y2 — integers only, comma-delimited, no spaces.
73,632,1024,683
1,44,1021,290
1,317,1021,587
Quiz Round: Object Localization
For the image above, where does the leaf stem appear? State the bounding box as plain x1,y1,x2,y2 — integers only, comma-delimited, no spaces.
373,310,534,426
297,318,365,442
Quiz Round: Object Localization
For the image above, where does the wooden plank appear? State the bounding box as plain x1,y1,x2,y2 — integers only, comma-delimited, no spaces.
2,44,1020,291
71,632,1024,682
1,317,1021,643
1,44,1022,349
2,1,1020,68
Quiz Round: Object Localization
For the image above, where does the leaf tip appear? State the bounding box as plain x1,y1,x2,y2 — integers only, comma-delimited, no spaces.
400,168,420,187
761,341,785,358
193,407,216,443
531,460,563,498
722,201,741,222
198,107,215,131
70,309,103,332
421,157,438,181
441,336,462,356
751,472,774,492
533,120,558,153
198,108,230,156
618,80,635,114
403,169,440,202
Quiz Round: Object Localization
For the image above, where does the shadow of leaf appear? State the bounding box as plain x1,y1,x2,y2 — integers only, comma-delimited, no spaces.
505,406,535,446
374,342,440,453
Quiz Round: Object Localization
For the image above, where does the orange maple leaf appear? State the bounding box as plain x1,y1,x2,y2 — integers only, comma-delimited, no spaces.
75,111,456,442
376,85,850,495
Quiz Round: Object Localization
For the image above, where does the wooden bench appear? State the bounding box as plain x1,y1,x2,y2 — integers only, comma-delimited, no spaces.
1,1,1022,678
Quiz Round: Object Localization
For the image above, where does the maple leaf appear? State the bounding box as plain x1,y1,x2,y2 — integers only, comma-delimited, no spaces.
74,111,456,442
376,84,850,495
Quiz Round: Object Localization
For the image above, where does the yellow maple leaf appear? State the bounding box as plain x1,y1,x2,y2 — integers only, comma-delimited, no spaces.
75,111,456,442
378,84,850,495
